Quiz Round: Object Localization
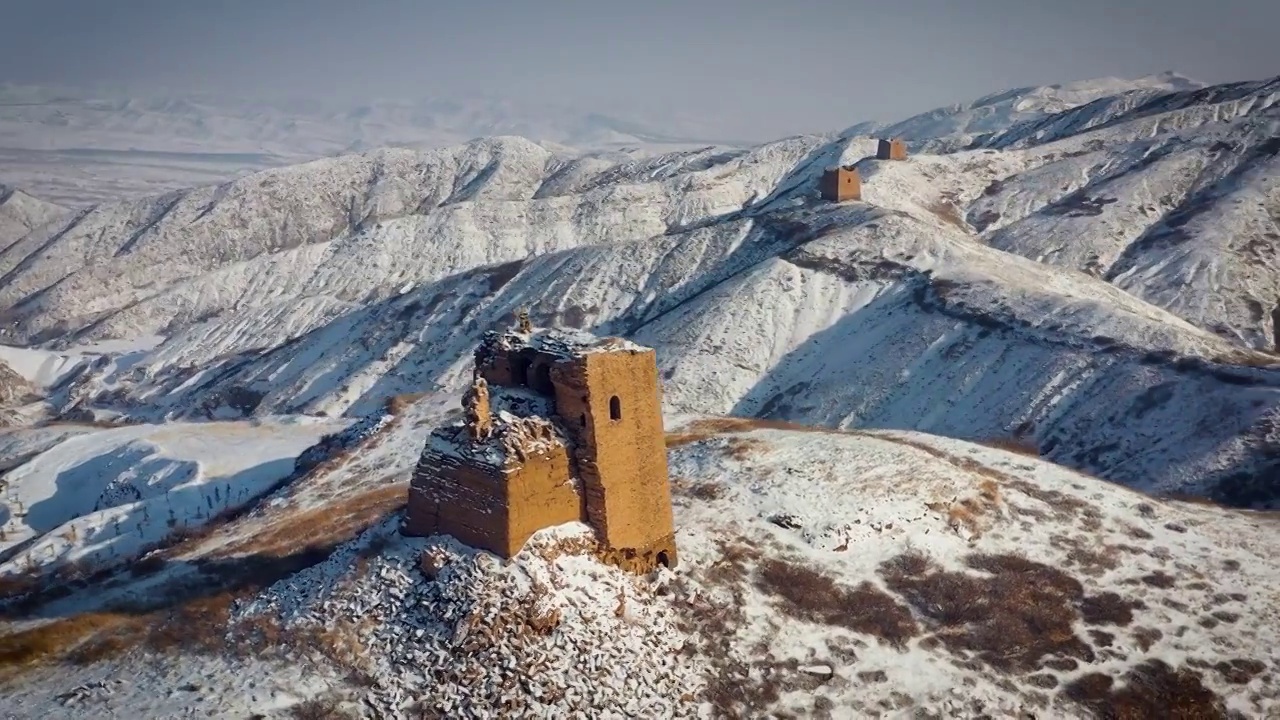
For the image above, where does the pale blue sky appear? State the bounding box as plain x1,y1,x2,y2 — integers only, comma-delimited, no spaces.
2,0,1277,139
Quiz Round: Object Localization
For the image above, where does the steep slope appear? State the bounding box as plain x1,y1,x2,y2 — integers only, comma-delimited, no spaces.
0,417,347,575
966,76,1280,347
42,192,1279,507
0,361,37,418
0,187,66,253
1,417,1276,718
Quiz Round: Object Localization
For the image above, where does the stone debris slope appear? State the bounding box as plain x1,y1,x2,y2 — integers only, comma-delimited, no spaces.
234,521,704,719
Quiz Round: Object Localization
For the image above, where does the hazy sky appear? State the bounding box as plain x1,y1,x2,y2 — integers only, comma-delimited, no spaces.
2,0,1277,139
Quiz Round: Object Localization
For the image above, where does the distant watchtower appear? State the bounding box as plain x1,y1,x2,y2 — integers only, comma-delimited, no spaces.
820,166,862,202
877,138,908,161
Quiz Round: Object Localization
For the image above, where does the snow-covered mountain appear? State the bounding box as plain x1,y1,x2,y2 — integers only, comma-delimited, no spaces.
0,186,67,253
0,85,734,157
843,71,1206,153
0,85,742,206
2,72,1280,717
2,74,1277,505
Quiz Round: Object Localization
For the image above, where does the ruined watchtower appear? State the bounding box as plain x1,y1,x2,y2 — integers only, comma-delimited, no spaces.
819,166,862,202
877,138,908,161
404,315,677,572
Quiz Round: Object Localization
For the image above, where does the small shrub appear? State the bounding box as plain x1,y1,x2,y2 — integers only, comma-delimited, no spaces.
1063,660,1224,718
755,558,918,648
130,554,168,577
289,695,356,720
384,393,425,415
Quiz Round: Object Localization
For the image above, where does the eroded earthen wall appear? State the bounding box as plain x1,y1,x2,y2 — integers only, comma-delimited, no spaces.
505,446,582,555
551,350,677,569
406,448,510,555
477,346,561,397
406,437,580,558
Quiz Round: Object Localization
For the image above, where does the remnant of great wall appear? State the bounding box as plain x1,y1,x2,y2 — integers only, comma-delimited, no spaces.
404,310,678,573
819,137,908,203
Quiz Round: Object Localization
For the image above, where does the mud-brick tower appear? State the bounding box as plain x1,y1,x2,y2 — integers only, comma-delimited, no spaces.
819,166,862,202
548,342,677,569
877,137,908,160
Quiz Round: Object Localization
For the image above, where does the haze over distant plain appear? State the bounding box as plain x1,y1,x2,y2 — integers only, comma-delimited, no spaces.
2,0,1277,140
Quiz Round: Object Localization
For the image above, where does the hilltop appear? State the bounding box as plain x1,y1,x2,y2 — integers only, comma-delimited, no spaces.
1,413,1277,718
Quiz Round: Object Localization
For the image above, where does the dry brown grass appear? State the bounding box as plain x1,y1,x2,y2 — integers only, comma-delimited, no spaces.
1064,659,1226,718
0,480,408,674
1210,348,1280,368
211,482,407,560
0,612,138,668
669,476,729,503
0,560,386,675
877,551,1146,673
928,476,1004,538
384,392,426,415
0,572,40,601
665,416,849,448
724,436,765,460
928,200,970,231
754,558,918,648
977,437,1042,457
0,586,246,671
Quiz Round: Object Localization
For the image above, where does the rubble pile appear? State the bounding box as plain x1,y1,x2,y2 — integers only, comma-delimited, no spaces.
427,410,571,470
233,519,705,719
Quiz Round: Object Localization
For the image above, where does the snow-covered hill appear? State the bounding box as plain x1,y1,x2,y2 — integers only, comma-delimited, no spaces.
843,72,1205,153
0,186,66,253
3,77,1278,505
0,85,741,206
0,416,345,576
1,415,1276,718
